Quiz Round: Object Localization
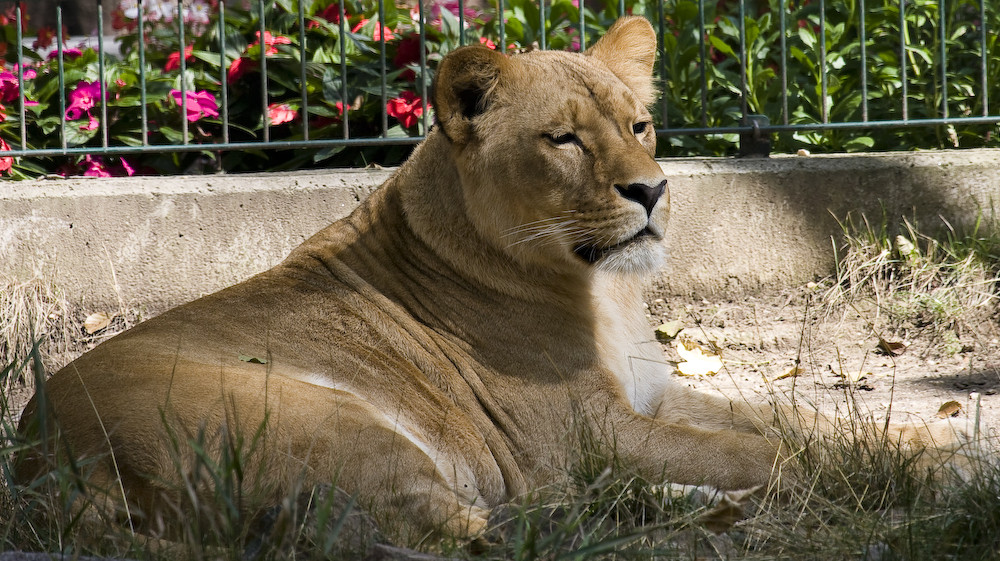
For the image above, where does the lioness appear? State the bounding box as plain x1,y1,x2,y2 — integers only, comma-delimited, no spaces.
16,16,973,545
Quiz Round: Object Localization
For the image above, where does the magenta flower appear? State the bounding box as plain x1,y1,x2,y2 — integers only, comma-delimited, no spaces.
0,72,20,103
82,155,112,177
170,89,219,122
66,80,104,121
47,47,83,60
80,115,99,131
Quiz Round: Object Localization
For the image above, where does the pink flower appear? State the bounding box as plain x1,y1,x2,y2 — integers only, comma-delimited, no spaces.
170,89,219,122
267,102,297,125
65,81,104,121
165,45,194,71
479,36,496,50
386,91,424,128
121,157,135,177
0,137,13,175
17,65,37,80
352,18,395,41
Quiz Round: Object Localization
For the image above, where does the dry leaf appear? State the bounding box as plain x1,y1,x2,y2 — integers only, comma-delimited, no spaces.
675,339,723,376
238,354,268,365
654,320,685,342
876,338,907,356
936,400,962,418
847,370,870,384
698,485,762,534
83,312,112,334
773,366,804,381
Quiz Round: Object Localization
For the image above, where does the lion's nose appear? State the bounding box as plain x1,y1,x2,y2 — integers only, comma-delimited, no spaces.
615,179,666,216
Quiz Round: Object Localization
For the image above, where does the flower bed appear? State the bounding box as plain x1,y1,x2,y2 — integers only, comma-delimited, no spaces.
0,0,998,178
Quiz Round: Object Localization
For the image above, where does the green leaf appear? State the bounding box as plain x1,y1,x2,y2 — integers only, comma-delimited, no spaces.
844,136,875,151
707,36,736,59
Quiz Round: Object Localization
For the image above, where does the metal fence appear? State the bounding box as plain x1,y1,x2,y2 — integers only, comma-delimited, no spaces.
1,0,998,176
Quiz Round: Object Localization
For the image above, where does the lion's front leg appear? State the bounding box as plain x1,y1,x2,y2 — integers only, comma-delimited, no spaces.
589,392,790,492
649,381,984,482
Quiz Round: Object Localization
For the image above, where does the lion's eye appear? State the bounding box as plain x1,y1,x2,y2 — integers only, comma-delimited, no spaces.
632,121,651,135
546,132,579,146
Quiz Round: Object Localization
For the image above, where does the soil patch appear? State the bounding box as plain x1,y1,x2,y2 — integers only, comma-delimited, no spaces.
647,281,1000,433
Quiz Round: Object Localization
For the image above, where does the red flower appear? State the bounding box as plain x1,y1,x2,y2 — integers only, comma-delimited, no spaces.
165,45,195,71
267,102,297,125
34,26,54,49
386,91,424,128
252,30,292,55
352,18,395,42
393,35,424,81
308,3,345,29
0,137,13,175
0,3,29,33
227,56,257,83
479,36,497,50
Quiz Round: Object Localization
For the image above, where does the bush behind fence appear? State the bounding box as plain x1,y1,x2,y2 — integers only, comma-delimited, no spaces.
0,0,998,179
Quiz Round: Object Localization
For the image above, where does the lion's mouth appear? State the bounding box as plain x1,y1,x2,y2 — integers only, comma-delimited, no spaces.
573,226,660,264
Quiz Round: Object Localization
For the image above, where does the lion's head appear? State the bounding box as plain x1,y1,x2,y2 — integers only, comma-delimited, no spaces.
431,17,669,276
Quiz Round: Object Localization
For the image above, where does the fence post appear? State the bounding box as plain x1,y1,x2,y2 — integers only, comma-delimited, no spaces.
738,115,771,158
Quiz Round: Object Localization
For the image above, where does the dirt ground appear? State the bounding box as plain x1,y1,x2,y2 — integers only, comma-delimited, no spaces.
8,281,1000,439
646,281,1000,437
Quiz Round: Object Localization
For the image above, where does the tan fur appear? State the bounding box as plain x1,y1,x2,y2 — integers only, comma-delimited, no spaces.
15,17,971,544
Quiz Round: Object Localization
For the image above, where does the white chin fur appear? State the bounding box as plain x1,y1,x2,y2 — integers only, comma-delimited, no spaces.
594,239,666,276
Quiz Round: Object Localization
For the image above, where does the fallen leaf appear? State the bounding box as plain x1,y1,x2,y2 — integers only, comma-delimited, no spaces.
876,338,907,356
238,354,268,365
846,370,870,384
675,339,723,376
654,320,685,342
83,312,112,334
698,485,762,534
936,400,962,418
773,366,804,381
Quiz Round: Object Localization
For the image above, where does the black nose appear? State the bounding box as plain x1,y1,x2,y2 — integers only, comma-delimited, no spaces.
615,179,666,216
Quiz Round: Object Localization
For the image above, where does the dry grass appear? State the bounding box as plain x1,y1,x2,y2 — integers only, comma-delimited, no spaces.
827,212,1000,345
0,275,73,390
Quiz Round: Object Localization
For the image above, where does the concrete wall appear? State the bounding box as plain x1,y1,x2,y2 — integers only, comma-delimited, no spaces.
3,150,999,313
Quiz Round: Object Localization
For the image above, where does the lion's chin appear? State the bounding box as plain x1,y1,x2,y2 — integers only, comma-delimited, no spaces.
577,228,666,276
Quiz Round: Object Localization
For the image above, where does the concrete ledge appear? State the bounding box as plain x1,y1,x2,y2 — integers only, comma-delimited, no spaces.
3,150,999,312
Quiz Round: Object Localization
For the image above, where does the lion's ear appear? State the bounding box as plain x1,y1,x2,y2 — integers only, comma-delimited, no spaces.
432,46,508,144
586,17,657,106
